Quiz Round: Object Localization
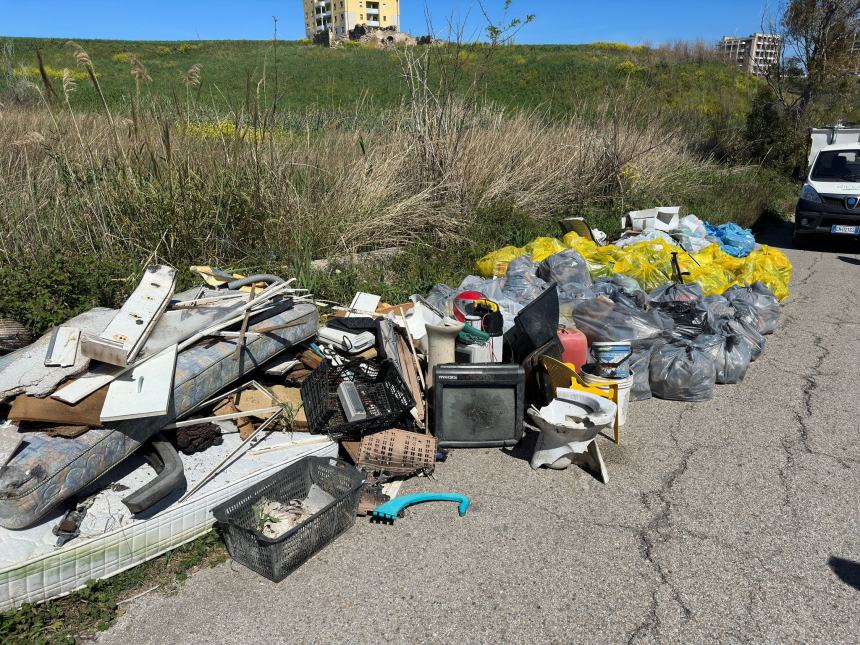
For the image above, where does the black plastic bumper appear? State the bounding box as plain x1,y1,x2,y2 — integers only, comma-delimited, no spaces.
794,198,860,237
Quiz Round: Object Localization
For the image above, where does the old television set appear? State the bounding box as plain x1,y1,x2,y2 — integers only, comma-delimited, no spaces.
433,364,525,448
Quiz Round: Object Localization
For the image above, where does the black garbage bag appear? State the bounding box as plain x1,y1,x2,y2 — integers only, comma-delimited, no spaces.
653,300,711,339
592,277,648,310
716,317,765,361
538,250,593,288
572,296,671,343
703,294,736,330
629,338,666,401
649,342,717,402
723,282,780,335
692,333,752,385
649,282,704,303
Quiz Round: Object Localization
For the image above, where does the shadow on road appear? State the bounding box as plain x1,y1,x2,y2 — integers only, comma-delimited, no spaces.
754,217,860,255
828,556,860,592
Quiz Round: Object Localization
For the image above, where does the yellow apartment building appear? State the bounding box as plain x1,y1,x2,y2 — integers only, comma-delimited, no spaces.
303,0,401,39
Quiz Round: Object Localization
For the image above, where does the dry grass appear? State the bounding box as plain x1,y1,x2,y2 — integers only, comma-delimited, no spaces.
0,40,785,277
0,96,714,265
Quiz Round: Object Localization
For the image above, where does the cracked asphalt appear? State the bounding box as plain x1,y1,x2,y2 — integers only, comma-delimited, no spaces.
99,222,859,644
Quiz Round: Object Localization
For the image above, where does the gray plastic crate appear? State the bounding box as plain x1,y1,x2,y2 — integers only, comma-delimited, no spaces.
212,457,365,582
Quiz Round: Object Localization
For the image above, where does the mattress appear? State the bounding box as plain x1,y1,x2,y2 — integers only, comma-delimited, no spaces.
0,302,319,529
0,430,338,611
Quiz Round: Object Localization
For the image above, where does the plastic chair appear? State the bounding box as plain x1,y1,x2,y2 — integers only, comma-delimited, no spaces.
541,356,623,445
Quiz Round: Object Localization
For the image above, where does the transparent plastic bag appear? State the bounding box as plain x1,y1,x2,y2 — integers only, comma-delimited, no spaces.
524,237,567,263
735,246,792,301
649,282,704,303
538,250,593,288
572,296,670,344
611,240,675,291
502,256,548,305
692,333,752,385
474,245,525,278
723,282,780,335
629,338,665,401
702,294,736,330
705,222,756,258
653,300,711,339
715,317,765,361
649,342,716,402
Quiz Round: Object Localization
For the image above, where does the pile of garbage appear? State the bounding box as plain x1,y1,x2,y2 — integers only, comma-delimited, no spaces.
0,208,792,602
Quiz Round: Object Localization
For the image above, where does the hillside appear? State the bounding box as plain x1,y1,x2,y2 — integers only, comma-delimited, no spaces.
2,37,762,126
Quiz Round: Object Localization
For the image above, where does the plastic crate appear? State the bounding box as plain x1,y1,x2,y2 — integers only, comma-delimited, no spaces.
212,456,365,582
301,359,414,437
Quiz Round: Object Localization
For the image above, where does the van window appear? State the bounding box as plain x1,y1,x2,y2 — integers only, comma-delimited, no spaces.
811,150,860,182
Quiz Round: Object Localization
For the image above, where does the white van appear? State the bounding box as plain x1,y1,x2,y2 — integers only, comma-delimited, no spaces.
794,126,860,241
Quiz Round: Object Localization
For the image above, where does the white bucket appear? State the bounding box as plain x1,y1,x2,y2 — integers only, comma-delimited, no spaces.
580,369,634,428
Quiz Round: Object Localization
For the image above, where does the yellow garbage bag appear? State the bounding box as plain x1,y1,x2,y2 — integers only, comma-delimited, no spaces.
686,263,735,296
562,232,600,255
735,245,793,301
524,237,567,263
562,233,621,278
612,245,674,291
474,245,525,278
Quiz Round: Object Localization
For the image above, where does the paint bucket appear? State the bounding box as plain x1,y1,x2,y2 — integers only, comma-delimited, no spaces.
580,367,634,428
591,341,632,379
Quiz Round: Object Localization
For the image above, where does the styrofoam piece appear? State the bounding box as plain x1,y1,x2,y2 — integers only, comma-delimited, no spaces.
0,433,337,611
347,292,381,317
0,422,21,469
624,206,681,232
44,327,80,367
100,345,178,422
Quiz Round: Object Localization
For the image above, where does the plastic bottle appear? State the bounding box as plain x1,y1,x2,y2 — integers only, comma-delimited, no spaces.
558,326,588,373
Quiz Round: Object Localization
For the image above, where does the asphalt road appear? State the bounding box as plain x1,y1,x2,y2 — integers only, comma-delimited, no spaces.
99,221,860,644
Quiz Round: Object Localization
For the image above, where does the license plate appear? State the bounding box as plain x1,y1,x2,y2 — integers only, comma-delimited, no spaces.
831,225,860,235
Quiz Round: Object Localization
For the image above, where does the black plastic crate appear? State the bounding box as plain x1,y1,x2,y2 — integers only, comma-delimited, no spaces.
212,456,365,582
301,359,414,437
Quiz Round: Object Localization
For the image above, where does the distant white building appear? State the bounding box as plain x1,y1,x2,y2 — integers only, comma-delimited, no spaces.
720,33,782,76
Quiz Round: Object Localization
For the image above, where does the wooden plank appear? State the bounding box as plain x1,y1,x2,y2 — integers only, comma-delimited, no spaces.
81,265,177,367
52,363,124,405
44,326,80,367
100,344,177,423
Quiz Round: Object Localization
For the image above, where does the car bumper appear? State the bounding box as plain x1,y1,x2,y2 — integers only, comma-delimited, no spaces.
795,199,860,236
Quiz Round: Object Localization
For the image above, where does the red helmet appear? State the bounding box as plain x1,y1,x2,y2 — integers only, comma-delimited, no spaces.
453,290,488,322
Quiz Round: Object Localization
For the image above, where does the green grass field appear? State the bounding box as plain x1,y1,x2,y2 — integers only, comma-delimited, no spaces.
2,37,762,126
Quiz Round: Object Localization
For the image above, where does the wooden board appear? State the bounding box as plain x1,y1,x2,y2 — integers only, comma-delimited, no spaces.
100,344,177,422
81,265,177,367
52,363,124,405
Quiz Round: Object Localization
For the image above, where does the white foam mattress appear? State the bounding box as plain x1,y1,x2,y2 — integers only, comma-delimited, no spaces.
0,431,337,611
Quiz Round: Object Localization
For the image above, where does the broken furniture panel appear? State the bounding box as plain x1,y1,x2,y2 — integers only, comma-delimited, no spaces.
100,344,178,423
80,265,178,367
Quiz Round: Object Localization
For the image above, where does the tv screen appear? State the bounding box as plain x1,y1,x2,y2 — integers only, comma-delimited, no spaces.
439,385,517,445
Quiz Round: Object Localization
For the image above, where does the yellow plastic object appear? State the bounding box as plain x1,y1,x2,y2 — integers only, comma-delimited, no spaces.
611,240,674,291
562,233,619,278
189,266,268,293
474,245,524,278
734,245,793,301
541,356,623,445
524,237,567,262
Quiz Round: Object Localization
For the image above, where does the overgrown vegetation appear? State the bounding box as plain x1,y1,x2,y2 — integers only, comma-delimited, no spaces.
0,34,797,335
745,0,860,170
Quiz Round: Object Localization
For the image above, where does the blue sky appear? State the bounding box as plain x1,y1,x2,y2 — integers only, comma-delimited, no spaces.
0,1,772,44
